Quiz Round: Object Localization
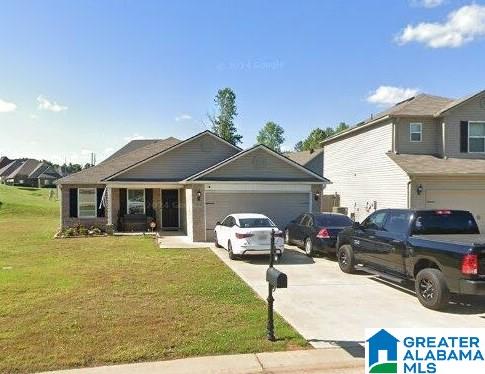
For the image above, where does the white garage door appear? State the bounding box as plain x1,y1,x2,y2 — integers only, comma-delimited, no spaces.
425,190,485,232
205,192,310,240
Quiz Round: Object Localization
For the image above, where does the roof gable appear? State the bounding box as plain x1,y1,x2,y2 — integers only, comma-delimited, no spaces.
186,145,329,183
108,131,241,181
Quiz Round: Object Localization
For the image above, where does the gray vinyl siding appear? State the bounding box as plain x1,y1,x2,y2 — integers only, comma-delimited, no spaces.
396,117,440,155
324,121,410,222
113,133,239,181
205,192,310,240
200,148,314,181
444,93,485,159
304,152,324,176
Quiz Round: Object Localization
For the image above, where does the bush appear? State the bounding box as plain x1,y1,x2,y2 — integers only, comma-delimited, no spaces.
58,224,106,238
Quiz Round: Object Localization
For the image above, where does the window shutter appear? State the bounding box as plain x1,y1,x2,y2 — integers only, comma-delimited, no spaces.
460,121,469,153
119,188,127,215
69,188,78,218
96,188,105,217
145,188,153,217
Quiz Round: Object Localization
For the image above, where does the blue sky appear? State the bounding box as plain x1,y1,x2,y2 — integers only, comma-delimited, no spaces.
1,0,485,165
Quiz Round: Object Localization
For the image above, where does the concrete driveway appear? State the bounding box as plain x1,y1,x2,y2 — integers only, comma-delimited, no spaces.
211,246,485,350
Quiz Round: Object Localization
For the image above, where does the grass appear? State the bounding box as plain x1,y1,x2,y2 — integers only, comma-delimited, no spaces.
0,185,308,373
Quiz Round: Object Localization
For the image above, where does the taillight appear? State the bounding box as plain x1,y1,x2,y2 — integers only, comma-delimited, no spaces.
461,254,479,275
274,231,284,238
316,228,330,239
235,232,254,239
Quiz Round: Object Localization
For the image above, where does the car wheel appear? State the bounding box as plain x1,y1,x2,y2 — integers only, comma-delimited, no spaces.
214,232,222,248
415,268,449,310
228,241,237,260
284,229,290,245
304,237,315,257
337,244,355,273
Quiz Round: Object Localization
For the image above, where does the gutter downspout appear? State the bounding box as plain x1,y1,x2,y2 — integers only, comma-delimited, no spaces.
407,179,412,209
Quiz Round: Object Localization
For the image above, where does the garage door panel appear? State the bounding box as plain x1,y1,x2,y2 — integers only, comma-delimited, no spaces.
425,190,485,232
205,192,309,240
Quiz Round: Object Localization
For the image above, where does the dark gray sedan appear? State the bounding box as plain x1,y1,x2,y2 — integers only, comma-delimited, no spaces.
285,213,353,256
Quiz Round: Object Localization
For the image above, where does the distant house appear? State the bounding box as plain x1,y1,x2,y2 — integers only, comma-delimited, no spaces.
285,149,324,177
0,156,12,169
0,158,62,187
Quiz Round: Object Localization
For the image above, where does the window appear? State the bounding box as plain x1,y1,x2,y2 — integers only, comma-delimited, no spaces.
223,216,235,227
78,188,97,218
383,212,411,234
127,189,145,215
469,122,485,153
239,218,275,228
409,123,422,142
363,211,387,230
301,215,311,226
19,179,24,184
315,214,353,227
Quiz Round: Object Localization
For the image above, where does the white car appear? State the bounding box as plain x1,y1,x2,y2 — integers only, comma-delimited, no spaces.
214,213,285,260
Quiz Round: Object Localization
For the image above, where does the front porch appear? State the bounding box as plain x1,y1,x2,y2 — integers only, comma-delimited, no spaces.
106,184,187,234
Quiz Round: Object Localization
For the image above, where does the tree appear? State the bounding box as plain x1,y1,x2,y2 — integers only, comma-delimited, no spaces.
84,163,92,169
208,88,242,145
256,121,285,152
294,123,349,151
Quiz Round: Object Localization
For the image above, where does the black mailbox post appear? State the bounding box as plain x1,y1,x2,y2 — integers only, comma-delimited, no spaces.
266,229,287,341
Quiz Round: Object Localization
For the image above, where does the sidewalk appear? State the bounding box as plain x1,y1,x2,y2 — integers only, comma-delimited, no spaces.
41,347,364,374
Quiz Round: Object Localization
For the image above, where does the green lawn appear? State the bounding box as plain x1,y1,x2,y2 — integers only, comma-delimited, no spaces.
0,185,307,373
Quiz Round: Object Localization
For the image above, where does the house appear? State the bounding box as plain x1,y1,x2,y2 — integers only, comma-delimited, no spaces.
0,159,24,184
29,163,63,187
367,329,399,369
56,131,328,242
0,158,62,187
285,149,324,176
0,156,12,169
322,89,485,231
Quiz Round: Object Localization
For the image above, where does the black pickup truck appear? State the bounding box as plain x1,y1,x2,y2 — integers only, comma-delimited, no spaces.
336,209,485,310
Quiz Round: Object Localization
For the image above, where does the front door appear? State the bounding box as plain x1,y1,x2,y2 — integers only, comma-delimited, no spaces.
161,189,179,229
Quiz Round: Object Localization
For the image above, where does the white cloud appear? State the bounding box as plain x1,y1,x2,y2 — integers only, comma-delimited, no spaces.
37,95,68,112
367,86,419,106
396,4,485,48
411,0,444,8
175,113,192,121
0,98,17,113
123,133,146,142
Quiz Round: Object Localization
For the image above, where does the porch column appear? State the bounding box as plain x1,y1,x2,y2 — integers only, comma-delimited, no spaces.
107,187,113,226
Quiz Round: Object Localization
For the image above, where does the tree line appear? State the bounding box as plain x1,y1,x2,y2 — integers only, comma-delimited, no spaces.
209,87,349,152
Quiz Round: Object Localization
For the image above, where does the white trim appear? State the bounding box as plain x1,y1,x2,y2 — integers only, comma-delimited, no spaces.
106,182,182,189
104,131,241,181
107,187,113,225
184,144,329,183
204,183,312,192
127,188,146,215
308,192,312,212
409,122,422,143
78,187,97,218
468,121,485,154
183,180,327,185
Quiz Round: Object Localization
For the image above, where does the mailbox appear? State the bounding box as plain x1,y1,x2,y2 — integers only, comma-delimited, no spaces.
266,267,287,288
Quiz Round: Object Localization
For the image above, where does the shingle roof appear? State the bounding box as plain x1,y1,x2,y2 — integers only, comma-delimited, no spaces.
0,160,21,177
102,138,179,163
435,89,485,116
28,163,50,179
323,93,456,145
387,153,485,176
6,159,40,179
0,156,12,169
57,137,181,184
285,149,323,166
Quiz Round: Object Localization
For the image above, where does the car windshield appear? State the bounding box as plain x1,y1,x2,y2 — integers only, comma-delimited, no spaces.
411,211,479,235
239,218,275,228
315,214,353,227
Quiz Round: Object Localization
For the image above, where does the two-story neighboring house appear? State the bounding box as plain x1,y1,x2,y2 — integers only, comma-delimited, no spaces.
322,89,485,231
